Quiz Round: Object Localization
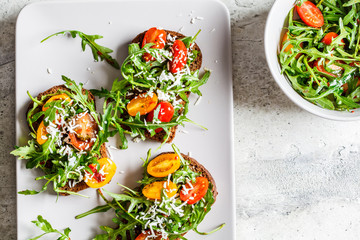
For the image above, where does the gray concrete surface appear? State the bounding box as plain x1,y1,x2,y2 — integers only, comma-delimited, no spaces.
3,0,360,239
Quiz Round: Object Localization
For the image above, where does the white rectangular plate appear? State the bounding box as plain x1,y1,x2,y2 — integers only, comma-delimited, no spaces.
16,0,235,239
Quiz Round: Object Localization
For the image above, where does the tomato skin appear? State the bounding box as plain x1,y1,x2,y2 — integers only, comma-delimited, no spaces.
147,153,181,177
142,181,177,200
169,40,188,74
281,31,303,58
36,121,48,145
135,231,168,240
127,93,158,117
296,1,324,28
180,177,209,205
314,60,337,78
321,32,339,45
72,112,98,141
146,101,175,133
84,158,117,188
281,31,295,53
68,132,94,151
142,27,167,61
314,59,343,79
42,93,72,111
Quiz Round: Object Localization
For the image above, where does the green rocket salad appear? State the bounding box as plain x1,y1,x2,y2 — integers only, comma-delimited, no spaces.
279,0,360,110
92,29,209,149
76,144,223,240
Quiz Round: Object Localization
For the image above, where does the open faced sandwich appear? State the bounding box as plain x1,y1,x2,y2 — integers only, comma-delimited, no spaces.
92,27,210,149
12,76,116,196
76,144,221,240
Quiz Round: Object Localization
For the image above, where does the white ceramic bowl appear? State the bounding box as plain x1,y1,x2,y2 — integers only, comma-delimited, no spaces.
264,0,360,121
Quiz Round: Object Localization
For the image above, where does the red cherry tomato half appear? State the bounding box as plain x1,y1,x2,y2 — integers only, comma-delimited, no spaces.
135,231,168,240
68,132,94,151
142,27,167,62
314,60,337,78
321,32,345,46
321,32,338,45
146,101,175,133
296,1,324,28
169,40,188,74
180,177,209,205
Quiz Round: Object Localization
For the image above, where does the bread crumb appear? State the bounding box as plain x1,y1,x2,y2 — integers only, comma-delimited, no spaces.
47,68,52,74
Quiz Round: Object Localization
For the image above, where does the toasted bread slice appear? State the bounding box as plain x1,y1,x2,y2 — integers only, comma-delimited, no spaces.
122,152,217,240
131,30,202,143
27,85,108,195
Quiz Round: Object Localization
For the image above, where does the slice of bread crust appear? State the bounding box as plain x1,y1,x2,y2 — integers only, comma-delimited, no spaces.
131,30,202,144
27,85,108,195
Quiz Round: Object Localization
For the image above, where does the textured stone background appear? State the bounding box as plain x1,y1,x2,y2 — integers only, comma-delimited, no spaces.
2,0,360,239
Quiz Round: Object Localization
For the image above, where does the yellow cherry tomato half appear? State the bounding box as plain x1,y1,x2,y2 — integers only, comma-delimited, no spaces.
142,180,177,200
36,121,48,145
147,153,181,178
84,158,117,188
126,92,158,116
42,93,72,111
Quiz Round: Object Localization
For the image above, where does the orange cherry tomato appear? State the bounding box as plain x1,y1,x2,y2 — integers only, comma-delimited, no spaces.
180,177,209,205
84,158,117,188
282,31,295,53
135,231,168,240
36,121,48,145
127,93,158,117
146,101,175,133
147,153,181,178
72,112,98,141
142,180,177,200
296,1,324,28
281,31,303,58
42,93,71,111
142,27,167,62
169,40,188,74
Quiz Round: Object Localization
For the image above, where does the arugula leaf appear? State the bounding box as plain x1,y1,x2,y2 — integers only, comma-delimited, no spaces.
29,215,71,240
41,30,120,69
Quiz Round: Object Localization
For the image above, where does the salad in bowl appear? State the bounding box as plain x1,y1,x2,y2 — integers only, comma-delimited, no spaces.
265,0,360,120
